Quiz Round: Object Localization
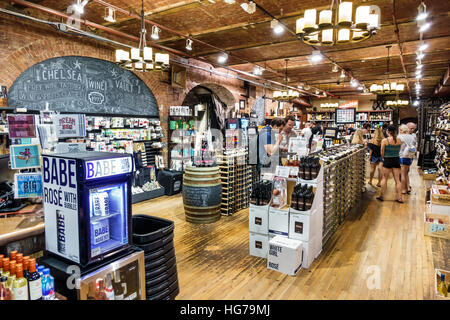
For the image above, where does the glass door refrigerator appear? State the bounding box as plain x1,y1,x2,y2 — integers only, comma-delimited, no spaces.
42,152,133,266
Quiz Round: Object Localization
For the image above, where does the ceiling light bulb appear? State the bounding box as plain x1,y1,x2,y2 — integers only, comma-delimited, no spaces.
224,0,235,4
310,50,322,62
186,39,193,51
417,1,427,21
416,74,422,79
340,70,346,78
350,79,358,87
416,69,422,75
358,85,363,90
73,0,88,15
416,63,423,69
418,42,428,51
332,64,339,73
274,24,284,34
104,7,116,22
315,89,320,95
304,84,311,90
253,66,263,75
419,22,430,32
151,25,160,40
413,100,420,106
218,54,228,64
417,52,425,60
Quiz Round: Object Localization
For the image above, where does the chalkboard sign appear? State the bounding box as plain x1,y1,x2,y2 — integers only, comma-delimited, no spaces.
8,56,159,117
182,185,222,207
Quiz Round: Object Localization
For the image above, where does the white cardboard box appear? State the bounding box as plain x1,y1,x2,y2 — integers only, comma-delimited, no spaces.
249,232,269,259
249,204,270,235
267,235,303,276
289,208,321,242
301,236,321,269
268,206,290,237
429,202,450,216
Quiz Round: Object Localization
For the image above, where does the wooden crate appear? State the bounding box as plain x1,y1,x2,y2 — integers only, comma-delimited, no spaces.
434,269,450,300
424,212,450,240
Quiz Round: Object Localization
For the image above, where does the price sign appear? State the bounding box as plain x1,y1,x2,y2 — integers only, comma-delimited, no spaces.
14,173,43,198
275,166,290,178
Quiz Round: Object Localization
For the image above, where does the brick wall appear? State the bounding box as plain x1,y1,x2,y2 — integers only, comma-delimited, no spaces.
0,13,275,164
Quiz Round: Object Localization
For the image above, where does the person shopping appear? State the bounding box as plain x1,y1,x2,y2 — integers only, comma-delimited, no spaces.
368,127,384,187
351,129,366,145
398,124,417,194
377,125,403,203
258,118,285,174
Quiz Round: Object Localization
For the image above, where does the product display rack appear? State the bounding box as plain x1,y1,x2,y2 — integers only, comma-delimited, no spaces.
217,148,252,216
435,103,450,182
168,115,196,171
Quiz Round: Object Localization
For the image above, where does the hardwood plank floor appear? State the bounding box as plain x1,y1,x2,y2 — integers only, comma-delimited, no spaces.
132,162,444,299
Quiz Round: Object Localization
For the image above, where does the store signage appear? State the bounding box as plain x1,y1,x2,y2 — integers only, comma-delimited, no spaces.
10,144,41,169
320,102,339,108
275,166,290,178
7,114,37,138
54,114,86,138
85,157,133,180
14,173,43,198
339,100,358,109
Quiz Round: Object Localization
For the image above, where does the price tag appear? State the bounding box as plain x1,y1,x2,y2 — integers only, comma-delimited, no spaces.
275,166,290,178
430,224,445,233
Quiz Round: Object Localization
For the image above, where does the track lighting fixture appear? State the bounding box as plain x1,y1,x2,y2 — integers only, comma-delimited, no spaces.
151,25,160,40
241,1,256,14
186,39,193,51
73,0,89,14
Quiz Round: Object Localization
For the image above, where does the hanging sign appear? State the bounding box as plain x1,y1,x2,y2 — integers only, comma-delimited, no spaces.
339,100,358,109
14,173,43,198
7,114,37,138
54,114,86,138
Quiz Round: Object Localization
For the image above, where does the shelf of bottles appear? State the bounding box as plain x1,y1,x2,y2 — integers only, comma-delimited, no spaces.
217,148,252,216
85,116,162,154
317,145,366,245
368,111,392,122
434,103,450,182
307,112,335,122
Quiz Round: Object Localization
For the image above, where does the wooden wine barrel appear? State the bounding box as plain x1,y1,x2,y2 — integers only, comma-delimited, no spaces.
182,166,222,224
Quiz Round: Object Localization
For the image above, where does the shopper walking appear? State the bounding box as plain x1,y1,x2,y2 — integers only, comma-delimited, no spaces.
377,125,403,203
258,118,285,174
382,123,389,138
279,115,297,160
398,124,417,194
351,129,366,145
368,127,384,187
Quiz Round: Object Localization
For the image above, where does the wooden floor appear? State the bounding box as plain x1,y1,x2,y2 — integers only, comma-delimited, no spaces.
133,163,447,300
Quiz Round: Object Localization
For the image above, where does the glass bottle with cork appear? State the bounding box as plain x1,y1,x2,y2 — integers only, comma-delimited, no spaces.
27,258,42,300
12,263,28,300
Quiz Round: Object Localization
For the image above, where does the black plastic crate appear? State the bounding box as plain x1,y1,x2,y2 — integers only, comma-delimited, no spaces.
146,271,178,297
133,232,174,252
146,279,179,300
145,255,176,277
157,168,183,195
145,248,175,269
144,241,174,262
146,263,177,288
132,215,174,244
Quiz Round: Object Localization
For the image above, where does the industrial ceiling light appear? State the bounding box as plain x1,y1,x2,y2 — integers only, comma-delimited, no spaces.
241,1,256,14
104,7,116,23
296,1,380,46
340,69,346,78
310,50,323,62
186,39,193,51
151,25,160,40
418,42,428,51
297,83,304,89
350,78,358,87
273,59,300,101
419,22,431,32
253,66,263,75
114,0,169,72
73,0,89,14
224,0,235,4
304,84,311,90
417,51,425,60
357,85,363,90
218,53,228,64
332,64,339,72
416,63,423,69
315,89,320,95
413,100,420,106
271,19,285,34
369,45,404,94
416,73,422,79
417,1,427,21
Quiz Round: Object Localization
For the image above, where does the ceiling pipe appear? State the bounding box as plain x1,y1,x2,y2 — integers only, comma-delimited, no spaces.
392,0,411,100
1,3,318,98
92,0,285,78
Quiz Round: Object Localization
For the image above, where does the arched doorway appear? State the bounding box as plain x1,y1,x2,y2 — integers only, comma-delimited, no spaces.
182,84,236,132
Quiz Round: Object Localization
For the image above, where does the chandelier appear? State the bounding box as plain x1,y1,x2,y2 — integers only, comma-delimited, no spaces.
369,45,405,94
114,0,169,71
273,59,300,101
296,1,380,46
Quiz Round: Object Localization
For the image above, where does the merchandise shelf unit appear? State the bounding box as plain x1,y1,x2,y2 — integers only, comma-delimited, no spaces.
168,113,196,172
434,102,450,182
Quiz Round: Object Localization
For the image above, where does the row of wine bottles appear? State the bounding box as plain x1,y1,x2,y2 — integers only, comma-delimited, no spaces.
291,184,315,211
250,181,273,206
298,156,321,180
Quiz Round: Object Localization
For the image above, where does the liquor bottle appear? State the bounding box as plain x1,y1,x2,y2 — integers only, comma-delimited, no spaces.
0,276,12,300
23,257,30,279
86,282,96,300
16,253,23,266
290,190,298,210
1,258,10,278
438,274,448,297
12,263,28,300
112,270,126,300
304,190,314,211
7,260,16,290
94,279,108,300
9,251,17,261
105,274,115,300
27,259,42,300
298,190,305,211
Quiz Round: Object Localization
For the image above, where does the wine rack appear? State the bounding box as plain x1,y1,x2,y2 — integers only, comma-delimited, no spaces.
434,103,450,182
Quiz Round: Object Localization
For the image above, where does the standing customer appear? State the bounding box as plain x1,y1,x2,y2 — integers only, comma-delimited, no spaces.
301,122,313,150
368,127,384,187
398,124,417,194
258,118,285,174
351,129,366,145
377,125,403,203
382,123,389,138
279,115,298,160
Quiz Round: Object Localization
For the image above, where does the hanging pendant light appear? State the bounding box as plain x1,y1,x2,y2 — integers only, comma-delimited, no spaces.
114,0,169,72
296,1,380,46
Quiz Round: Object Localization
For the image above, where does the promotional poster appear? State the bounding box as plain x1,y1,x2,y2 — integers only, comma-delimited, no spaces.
9,144,41,169
14,173,43,198
7,114,37,138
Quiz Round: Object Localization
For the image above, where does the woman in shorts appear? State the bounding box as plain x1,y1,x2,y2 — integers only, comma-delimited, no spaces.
398,124,416,194
377,125,403,203
368,127,384,187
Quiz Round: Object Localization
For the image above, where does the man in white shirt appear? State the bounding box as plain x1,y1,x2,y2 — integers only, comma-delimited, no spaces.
279,115,298,159
301,122,313,149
